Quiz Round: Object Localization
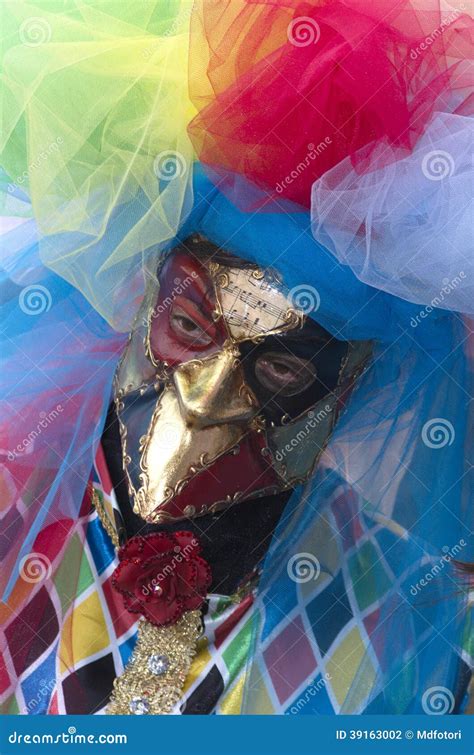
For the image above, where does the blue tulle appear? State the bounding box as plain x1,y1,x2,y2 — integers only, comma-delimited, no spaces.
179,165,454,347
0,176,124,598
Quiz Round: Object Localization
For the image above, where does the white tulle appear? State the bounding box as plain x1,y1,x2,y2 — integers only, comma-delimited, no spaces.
311,112,473,314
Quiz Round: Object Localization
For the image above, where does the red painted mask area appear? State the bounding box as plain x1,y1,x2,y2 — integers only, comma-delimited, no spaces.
158,431,280,523
148,252,227,367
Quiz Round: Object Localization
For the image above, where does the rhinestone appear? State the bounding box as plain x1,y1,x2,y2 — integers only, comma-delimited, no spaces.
129,696,150,715
148,654,170,676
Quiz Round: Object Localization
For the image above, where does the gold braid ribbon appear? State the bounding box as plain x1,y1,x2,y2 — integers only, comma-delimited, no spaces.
107,612,202,715
91,490,203,715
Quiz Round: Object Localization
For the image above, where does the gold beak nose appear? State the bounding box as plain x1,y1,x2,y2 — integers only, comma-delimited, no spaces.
135,346,259,523
173,346,257,427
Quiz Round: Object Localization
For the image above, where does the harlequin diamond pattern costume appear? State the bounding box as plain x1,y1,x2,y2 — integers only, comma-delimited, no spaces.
1,1,473,716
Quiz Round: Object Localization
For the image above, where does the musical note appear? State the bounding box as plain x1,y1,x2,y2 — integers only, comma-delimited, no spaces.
218,266,292,338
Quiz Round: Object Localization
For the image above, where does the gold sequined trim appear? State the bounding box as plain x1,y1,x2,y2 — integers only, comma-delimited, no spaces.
91,487,120,548
107,611,202,715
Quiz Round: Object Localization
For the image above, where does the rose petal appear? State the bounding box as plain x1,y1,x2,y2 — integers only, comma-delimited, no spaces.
112,558,142,595
141,553,174,573
134,574,154,603
180,558,211,611
141,532,178,560
194,556,212,594
136,572,176,605
122,592,143,614
143,597,183,627
141,554,178,594
118,536,147,562
176,560,198,598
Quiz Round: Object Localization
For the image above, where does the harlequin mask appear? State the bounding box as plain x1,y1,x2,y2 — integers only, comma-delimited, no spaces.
114,235,371,524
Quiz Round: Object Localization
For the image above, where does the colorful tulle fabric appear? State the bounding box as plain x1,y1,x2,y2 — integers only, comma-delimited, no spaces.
311,112,474,314
2,1,472,326
189,0,472,209
0,176,124,606
2,0,196,329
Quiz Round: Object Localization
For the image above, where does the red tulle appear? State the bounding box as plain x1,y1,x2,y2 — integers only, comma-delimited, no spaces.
189,0,472,209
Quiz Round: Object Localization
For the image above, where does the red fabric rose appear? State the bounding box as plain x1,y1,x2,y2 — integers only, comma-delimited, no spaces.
112,531,211,626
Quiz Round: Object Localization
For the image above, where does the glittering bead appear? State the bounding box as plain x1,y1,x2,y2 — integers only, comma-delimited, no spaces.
148,654,169,676
129,696,150,715
107,611,202,715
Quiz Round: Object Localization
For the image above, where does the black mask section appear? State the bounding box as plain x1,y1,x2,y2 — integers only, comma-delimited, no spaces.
239,318,347,425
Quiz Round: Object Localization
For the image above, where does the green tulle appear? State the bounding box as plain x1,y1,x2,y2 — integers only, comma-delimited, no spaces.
1,0,197,327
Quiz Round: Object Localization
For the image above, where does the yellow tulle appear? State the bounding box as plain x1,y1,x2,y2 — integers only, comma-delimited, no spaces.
1,0,198,328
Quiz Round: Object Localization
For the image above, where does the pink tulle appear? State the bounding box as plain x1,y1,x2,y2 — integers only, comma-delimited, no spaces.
189,0,472,209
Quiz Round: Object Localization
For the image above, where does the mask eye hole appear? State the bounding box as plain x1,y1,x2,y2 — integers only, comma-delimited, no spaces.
255,352,317,396
169,305,213,347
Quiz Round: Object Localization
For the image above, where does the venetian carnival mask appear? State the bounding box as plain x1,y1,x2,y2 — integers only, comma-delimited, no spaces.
114,235,372,525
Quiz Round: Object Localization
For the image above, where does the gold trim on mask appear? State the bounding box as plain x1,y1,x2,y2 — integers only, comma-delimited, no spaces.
207,262,304,343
